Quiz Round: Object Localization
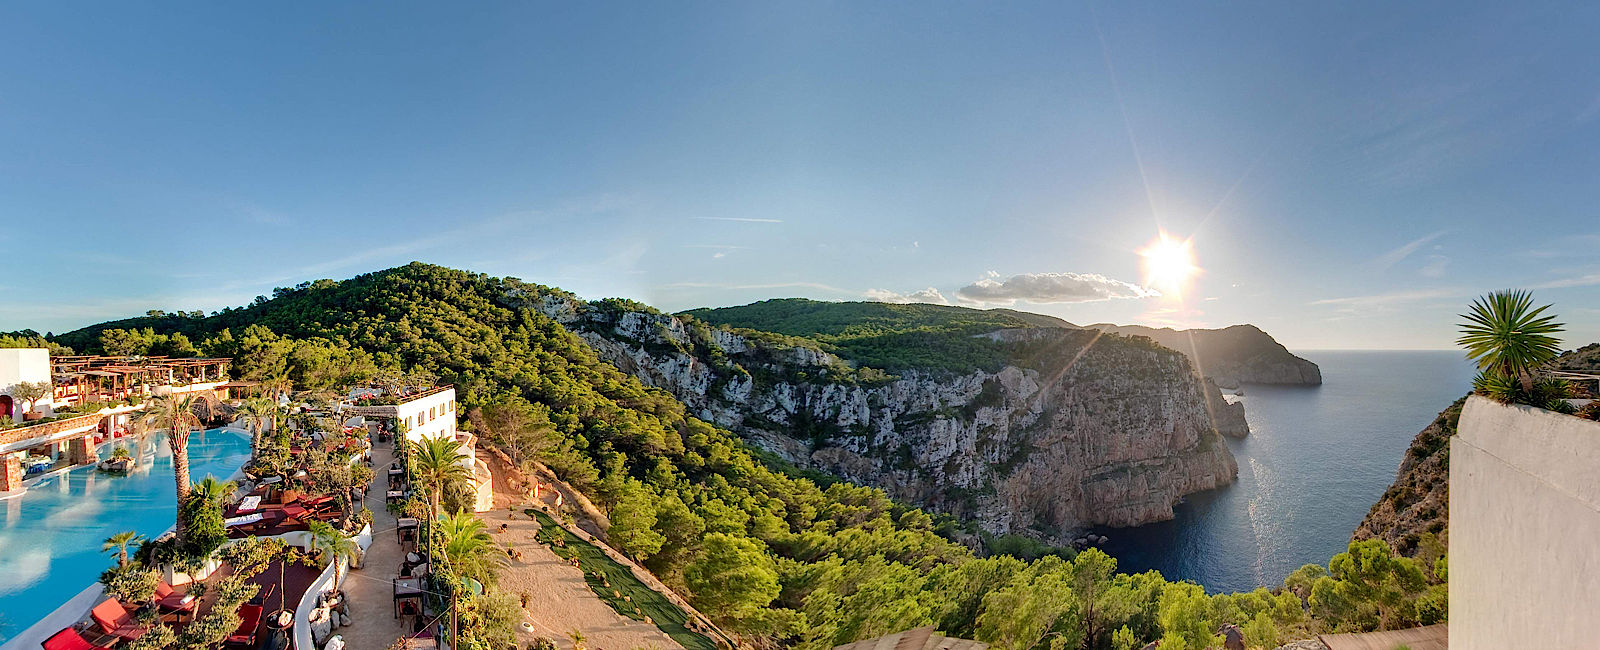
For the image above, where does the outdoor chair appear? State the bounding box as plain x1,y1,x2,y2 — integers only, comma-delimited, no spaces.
153,582,198,621
40,627,114,650
224,604,264,647
89,599,147,641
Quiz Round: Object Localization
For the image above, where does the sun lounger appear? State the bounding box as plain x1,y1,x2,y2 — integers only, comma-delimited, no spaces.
40,628,113,650
90,599,146,641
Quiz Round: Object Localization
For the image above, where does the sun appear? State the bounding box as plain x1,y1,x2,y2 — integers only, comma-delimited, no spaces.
1139,232,1199,297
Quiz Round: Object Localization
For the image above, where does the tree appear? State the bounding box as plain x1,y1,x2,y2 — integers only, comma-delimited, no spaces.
143,395,202,542
684,533,781,629
307,520,360,591
436,510,506,586
10,380,52,414
1069,548,1128,650
237,397,276,458
1458,290,1564,393
1242,611,1278,649
1158,583,1219,650
180,476,235,563
606,478,665,561
974,557,1081,650
1324,539,1426,630
409,436,473,518
102,531,146,569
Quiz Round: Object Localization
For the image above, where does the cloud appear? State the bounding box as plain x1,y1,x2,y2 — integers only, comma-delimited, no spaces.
1530,272,1600,290
660,281,856,294
1309,288,1461,309
955,272,1157,305
865,287,949,304
1373,230,1448,271
1419,255,1450,278
693,217,782,223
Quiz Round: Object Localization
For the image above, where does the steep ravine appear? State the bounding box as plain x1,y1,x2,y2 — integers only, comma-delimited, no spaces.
536,300,1243,539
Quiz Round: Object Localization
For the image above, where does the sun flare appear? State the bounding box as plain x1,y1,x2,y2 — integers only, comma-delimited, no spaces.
1139,232,1199,297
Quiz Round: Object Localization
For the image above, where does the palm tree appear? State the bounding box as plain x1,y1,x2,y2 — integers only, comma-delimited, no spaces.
306,520,360,591
409,435,473,571
1458,290,1565,392
436,509,506,585
263,370,293,405
102,531,145,569
143,395,202,540
237,397,276,458
409,436,473,518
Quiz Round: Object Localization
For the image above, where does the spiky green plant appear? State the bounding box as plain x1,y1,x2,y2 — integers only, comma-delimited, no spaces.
1457,290,1564,393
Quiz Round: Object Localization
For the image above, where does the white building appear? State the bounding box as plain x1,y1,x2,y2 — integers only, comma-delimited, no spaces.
0,348,55,420
344,385,493,511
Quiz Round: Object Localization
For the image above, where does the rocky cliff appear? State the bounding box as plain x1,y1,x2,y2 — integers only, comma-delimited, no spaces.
1351,397,1462,556
538,300,1240,538
1087,324,1322,387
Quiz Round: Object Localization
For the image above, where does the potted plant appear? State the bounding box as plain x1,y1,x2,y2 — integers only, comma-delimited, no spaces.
100,446,136,473
11,381,53,421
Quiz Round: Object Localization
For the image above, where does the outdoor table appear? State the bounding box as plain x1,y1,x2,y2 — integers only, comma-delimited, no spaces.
387,490,405,503
237,495,262,513
388,467,405,475
393,577,425,617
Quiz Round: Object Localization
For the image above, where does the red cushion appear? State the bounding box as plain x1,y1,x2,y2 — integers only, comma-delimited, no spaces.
227,604,263,642
89,600,129,633
41,628,107,650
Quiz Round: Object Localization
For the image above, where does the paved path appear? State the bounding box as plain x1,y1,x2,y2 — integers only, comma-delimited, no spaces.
338,440,415,648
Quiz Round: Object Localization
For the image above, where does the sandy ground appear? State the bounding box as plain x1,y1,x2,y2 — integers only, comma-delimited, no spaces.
487,489,683,650
486,453,682,650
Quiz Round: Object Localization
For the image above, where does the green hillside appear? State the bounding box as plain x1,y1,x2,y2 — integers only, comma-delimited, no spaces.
50,263,1444,649
680,299,1076,374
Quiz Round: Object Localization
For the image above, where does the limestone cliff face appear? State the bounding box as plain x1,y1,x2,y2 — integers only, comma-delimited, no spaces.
538,302,1240,537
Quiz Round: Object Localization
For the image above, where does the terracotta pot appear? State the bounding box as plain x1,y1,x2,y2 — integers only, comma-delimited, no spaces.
23,411,43,421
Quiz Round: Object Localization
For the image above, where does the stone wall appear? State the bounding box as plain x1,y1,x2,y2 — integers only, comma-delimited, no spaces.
1449,396,1600,649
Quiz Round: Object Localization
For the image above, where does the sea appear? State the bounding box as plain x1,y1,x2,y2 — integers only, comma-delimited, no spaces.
1092,350,1477,594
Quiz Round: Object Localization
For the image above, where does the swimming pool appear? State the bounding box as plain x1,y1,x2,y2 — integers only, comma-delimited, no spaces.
0,428,251,643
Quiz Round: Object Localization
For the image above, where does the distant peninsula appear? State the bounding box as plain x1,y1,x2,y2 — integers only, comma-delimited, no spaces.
1087,323,1323,387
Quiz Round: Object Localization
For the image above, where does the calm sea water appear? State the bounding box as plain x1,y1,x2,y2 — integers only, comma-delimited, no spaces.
1092,351,1476,594
0,429,250,643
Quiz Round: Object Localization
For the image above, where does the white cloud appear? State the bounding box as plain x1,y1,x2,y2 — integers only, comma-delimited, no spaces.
1309,288,1461,309
1419,254,1450,278
865,287,949,304
692,217,783,223
1373,230,1448,271
955,272,1157,305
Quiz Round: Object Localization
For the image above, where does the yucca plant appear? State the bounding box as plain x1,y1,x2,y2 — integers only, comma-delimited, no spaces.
1458,290,1565,403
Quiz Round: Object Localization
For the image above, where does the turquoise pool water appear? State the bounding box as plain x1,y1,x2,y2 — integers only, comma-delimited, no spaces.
0,428,251,642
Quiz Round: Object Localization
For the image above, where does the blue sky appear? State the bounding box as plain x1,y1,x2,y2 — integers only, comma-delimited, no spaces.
2,2,1598,350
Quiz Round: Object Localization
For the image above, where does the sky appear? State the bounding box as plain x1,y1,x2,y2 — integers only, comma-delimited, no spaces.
2,2,1598,350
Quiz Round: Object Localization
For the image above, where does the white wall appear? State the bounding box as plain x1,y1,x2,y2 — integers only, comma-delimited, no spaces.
0,348,53,418
395,387,458,445
1450,396,1600,650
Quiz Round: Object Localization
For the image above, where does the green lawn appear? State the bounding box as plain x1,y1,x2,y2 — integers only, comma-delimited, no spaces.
529,510,719,650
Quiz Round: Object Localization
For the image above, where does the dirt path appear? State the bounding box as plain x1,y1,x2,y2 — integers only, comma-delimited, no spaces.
488,492,683,650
